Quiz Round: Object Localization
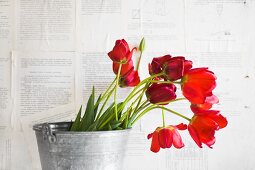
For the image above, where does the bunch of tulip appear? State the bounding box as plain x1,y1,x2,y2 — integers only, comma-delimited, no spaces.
70,38,228,153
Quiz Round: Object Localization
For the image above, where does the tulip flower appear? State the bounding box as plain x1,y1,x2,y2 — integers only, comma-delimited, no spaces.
164,57,184,81
149,55,172,76
146,83,177,105
173,56,193,74
119,69,140,87
71,38,228,155
108,39,136,64
147,124,187,153
181,68,216,104
113,60,134,76
190,94,219,111
188,109,228,148
149,55,192,81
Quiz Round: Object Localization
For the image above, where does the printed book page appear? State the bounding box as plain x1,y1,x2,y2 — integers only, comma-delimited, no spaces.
0,0,255,169
15,0,76,51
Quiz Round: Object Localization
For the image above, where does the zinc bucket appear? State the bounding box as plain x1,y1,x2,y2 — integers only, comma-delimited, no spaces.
33,122,130,170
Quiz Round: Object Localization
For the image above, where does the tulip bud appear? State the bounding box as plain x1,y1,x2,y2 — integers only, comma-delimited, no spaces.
139,37,145,52
146,83,177,105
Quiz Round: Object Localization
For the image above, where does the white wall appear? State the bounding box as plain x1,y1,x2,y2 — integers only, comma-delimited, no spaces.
0,0,255,169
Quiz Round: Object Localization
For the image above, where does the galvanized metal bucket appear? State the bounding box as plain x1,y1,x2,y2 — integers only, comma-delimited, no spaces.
33,122,130,170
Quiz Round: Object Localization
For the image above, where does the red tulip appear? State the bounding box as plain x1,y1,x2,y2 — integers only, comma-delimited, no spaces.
146,83,177,105
174,56,193,74
164,57,184,81
147,124,187,153
113,60,134,76
119,69,140,87
108,39,136,64
181,68,216,104
149,55,172,76
191,94,219,111
188,109,227,148
149,55,192,81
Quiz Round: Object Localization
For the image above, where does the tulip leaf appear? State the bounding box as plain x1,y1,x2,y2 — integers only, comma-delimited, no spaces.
96,103,114,128
110,120,122,129
108,124,112,130
80,87,95,131
70,105,82,131
98,102,123,130
94,94,101,116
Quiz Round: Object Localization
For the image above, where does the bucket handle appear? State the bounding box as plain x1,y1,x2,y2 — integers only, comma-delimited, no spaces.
42,123,57,143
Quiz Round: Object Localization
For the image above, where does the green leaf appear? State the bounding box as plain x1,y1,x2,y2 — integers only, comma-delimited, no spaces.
110,120,122,129
123,116,128,129
98,102,123,130
70,106,82,131
96,103,114,128
86,123,98,131
94,94,101,116
80,87,95,131
107,124,112,130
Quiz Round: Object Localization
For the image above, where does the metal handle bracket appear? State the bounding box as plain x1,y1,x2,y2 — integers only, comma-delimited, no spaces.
42,123,57,143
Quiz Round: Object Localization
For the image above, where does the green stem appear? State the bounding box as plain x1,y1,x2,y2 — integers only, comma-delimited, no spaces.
131,105,156,125
162,109,165,127
136,51,143,71
155,106,191,121
154,98,187,105
95,78,116,108
122,73,163,106
128,100,149,124
133,82,149,113
132,105,191,126
101,78,116,99
119,95,140,122
95,88,114,121
150,80,173,84
114,64,122,121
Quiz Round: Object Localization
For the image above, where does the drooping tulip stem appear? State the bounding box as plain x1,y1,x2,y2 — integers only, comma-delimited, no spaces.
119,90,145,122
114,63,122,121
156,106,191,121
150,80,175,84
128,100,150,124
131,99,191,125
134,82,150,113
122,73,164,106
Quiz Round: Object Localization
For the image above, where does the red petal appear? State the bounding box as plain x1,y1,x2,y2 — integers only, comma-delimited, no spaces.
182,82,205,104
175,123,187,130
164,58,184,81
191,116,218,147
112,60,134,76
188,125,202,148
183,68,217,96
208,113,228,129
120,70,140,87
172,129,184,149
150,131,160,153
146,83,177,105
147,133,153,139
108,39,131,63
158,128,173,148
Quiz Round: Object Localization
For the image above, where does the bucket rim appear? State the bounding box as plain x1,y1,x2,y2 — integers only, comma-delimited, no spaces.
33,122,131,135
